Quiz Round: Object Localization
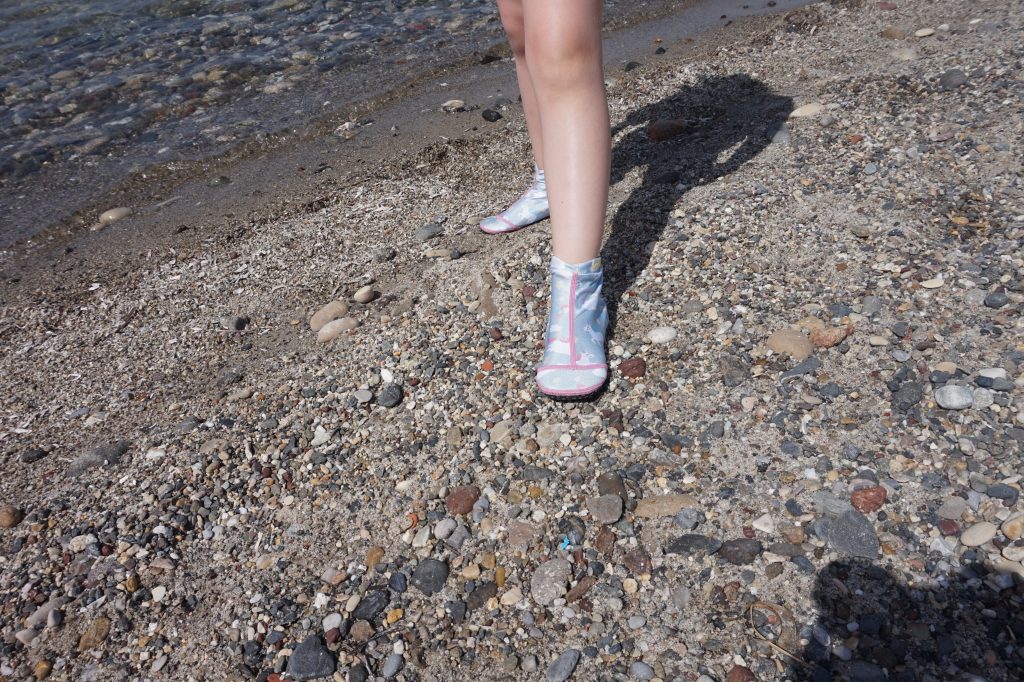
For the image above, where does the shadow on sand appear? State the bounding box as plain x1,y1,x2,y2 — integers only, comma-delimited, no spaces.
603,73,793,333
775,558,1024,681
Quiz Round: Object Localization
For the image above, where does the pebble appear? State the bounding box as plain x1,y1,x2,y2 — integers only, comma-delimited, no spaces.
767,328,813,361
1002,514,1024,541
501,586,524,606
935,385,974,409
727,666,757,682
937,496,967,520
531,558,571,605
445,485,480,515
378,383,403,408
666,534,723,556
285,635,336,681
819,510,880,558
0,505,24,528
309,300,349,331
546,649,580,682
619,357,647,378
634,493,697,518
983,290,1009,308
317,317,358,342
960,522,997,547
850,486,887,513
587,494,624,525
790,103,824,117
647,326,677,344
353,285,376,304
719,538,763,564
78,617,111,650
629,661,656,680
68,440,130,477
411,559,449,595
627,615,647,629
415,222,443,241
915,27,935,37
381,653,403,679
99,206,133,223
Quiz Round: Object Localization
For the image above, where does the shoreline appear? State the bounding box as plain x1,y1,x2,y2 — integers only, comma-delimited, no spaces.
0,0,810,301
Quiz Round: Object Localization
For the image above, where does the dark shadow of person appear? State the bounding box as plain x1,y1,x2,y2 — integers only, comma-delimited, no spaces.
603,74,793,333
791,558,1024,681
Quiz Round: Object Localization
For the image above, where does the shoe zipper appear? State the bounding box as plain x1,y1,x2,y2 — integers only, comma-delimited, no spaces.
569,273,578,369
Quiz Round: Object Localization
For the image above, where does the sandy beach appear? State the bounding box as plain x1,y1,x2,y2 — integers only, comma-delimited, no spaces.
1,1,1023,680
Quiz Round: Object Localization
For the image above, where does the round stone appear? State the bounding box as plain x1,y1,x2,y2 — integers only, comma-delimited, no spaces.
353,285,376,304
934,385,973,410
1001,513,1024,541
0,505,24,528
411,559,449,595
627,615,647,629
445,485,480,515
317,317,358,342
629,661,655,680
850,486,887,513
960,522,997,547
310,301,349,332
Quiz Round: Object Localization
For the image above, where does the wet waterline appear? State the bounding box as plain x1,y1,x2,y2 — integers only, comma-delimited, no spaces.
0,0,503,180
0,0,804,249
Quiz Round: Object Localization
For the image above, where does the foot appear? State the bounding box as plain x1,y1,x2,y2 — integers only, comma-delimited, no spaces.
479,166,550,234
536,256,608,397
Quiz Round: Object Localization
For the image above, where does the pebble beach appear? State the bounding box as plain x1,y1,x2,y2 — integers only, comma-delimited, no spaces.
1,1,1023,681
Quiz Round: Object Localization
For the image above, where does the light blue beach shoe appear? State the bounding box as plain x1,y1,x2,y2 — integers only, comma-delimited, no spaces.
479,166,550,234
536,255,608,398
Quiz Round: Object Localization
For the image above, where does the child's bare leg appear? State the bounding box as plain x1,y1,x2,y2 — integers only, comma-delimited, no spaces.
522,0,609,264
497,0,544,169
481,0,550,235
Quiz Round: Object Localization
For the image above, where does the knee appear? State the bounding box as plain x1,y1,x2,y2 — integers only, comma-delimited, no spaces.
498,3,526,57
525,33,601,90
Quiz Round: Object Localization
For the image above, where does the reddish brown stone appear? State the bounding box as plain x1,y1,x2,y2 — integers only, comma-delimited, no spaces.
596,526,616,556
851,485,887,513
810,323,854,349
727,665,756,682
565,575,596,603
877,1,897,10
623,548,652,576
619,358,647,379
445,485,480,515
939,519,960,536
648,119,688,141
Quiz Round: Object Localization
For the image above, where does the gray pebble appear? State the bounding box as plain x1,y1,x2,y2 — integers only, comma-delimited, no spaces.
415,222,443,241
546,649,580,682
381,653,403,679
629,661,656,680
935,385,974,410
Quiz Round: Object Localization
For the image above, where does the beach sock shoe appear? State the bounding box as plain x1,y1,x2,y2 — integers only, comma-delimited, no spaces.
536,255,608,397
479,166,550,234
